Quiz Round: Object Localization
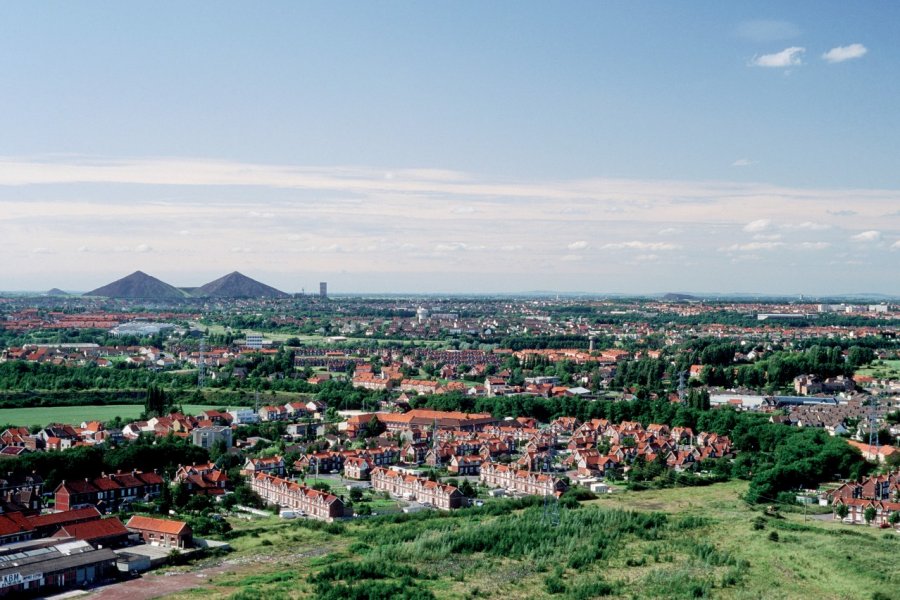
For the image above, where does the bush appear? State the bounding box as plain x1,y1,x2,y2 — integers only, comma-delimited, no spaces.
768,531,779,542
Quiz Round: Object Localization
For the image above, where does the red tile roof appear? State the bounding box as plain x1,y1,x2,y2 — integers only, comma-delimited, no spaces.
126,515,190,535
55,517,129,541
28,507,102,529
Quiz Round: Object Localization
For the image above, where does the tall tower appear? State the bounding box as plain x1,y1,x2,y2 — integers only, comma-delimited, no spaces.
319,282,327,298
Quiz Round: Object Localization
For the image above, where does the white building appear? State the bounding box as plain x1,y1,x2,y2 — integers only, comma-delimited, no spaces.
227,408,260,425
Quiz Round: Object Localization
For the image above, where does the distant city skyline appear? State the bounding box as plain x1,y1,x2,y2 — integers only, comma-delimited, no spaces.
1,2,898,294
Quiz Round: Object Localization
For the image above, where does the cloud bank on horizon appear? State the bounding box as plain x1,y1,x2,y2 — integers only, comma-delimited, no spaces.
0,156,898,295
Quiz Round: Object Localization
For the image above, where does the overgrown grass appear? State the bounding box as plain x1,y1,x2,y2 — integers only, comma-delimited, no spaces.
162,480,900,600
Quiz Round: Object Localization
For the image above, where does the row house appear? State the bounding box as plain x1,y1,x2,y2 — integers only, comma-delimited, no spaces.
834,498,900,527
344,456,372,480
0,472,44,515
353,373,395,391
550,417,581,434
480,463,568,497
449,455,483,476
398,379,441,395
402,442,430,465
259,405,289,421
370,468,464,510
242,456,287,477
1,427,42,451
174,463,229,495
250,473,345,521
294,451,347,474
54,470,164,512
828,471,900,504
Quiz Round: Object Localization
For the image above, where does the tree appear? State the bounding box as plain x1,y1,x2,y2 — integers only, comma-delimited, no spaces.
349,488,363,502
889,511,900,526
864,505,877,525
458,479,476,497
172,482,192,510
158,479,174,514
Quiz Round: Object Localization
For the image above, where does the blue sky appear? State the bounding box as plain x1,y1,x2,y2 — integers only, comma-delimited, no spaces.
1,2,898,294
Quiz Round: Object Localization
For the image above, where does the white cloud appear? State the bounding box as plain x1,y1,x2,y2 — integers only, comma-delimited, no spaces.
732,158,756,167
823,44,867,63
560,254,583,262
891,241,900,250
230,247,253,253
248,211,275,219
783,221,830,231
134,244,153,253
567,240,589,251
743,219,771,233
599,241,680,251
450,206,477,214
795,242,831,251
750,47,805,68
178,230,191,236
32,247,54,254
433,242,484,253
722,242,785,252
1,155,899,293
851,230,881,242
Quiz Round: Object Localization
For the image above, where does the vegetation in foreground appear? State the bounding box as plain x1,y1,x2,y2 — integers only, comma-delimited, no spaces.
160,481,898,600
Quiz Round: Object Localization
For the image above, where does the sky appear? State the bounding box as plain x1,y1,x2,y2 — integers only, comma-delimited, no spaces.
1,1,899,295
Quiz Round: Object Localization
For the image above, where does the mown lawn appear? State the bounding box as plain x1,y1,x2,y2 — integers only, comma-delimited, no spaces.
160,480,900,600
0,404,238,427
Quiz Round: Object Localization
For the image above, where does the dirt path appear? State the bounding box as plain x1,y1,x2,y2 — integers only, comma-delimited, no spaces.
88,547,331,599
88,565,227,599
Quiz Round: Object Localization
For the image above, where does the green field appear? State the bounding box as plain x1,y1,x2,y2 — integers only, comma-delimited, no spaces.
159,480,900,600
857,359,900,380
191,322,448,348
0,404,239,427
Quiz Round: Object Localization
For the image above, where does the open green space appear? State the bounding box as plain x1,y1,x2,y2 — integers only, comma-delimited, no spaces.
191,322,448,348
160,480,899,600
0,404,239,427
857,359,900,380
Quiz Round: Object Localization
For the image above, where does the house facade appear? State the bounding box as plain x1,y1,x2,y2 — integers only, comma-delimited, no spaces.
370,467,463,510
479,463,567,497
249,473,345,521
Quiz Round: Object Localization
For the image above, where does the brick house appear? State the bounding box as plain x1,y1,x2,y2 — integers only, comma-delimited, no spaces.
370,468,463,510
449,455,482,476
250,473,345,521
343,457,372,480
480,463,567,497
125,515,193,548
54,471,164,512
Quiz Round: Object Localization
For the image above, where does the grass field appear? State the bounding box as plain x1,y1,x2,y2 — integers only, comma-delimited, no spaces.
0,404,239,427
857,359,900,380
157,480,900,600
191,322,448,348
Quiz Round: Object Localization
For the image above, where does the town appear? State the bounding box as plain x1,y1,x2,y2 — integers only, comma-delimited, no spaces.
0,284,898,598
